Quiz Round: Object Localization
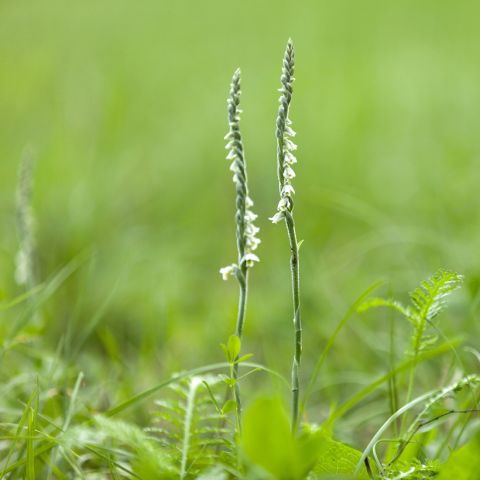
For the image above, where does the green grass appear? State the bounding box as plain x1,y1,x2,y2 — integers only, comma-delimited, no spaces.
1,0,480,477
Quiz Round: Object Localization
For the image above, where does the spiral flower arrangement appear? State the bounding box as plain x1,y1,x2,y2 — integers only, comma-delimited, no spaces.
220,69,260,284
270,39,297,225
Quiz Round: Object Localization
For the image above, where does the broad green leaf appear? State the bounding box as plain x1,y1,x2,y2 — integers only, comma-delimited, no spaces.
227,335,241,362
220,343,229,360
241,398,339,479
241,397,296,479
312,434,368,479
437,435,480,480
222,399,237,415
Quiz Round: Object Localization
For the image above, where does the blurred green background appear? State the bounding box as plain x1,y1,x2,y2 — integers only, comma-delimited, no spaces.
1,0,479,433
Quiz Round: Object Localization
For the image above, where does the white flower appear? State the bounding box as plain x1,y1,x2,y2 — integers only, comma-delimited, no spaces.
285,125,296,137
241,253,260,267
283,165,296,180
269,211,285,224
285,138,297,151
277,197,289,211
220,264,237,281
223,70,260,274
285,151,297,164
246,223,259,235
281,184,295,196
247,235,261,250
226,149,237,160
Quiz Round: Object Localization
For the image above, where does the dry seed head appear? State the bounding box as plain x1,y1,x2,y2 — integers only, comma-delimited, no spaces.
221,69,260,280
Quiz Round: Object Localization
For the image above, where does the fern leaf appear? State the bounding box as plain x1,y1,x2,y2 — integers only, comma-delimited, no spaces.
359,270,463,356
409,270,463,323
358,297,412,320
150,374,235,478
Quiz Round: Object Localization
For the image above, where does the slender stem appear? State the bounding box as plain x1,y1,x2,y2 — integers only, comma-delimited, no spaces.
223,69,259,435
390,409,480,466
355,390,434,476
235,267,248,338
233,267,248,432
285,210,302,433
273,40,300,432
401,345,419,432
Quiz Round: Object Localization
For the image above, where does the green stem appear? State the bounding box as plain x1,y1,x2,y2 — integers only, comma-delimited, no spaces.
233,266,248,432
285,210,302,433
401,336,420,432
235,267,248,338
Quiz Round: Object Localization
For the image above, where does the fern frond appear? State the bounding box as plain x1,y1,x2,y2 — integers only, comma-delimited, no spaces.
358,297,412,320
409,269,463,324
359,269,463,355
408,269,463,354
149,375,236,478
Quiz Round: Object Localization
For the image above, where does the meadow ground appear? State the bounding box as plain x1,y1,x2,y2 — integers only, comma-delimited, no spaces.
1,1,480,478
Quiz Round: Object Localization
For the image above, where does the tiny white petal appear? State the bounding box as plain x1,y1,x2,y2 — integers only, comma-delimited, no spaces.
285,151,297,164
285,126,296,137
226,150,236,160
277,197,289,211
219,264,237,281
269,211,285,224
244,210,258,222
283,166,296,180
242,253,260,266
285,139,297,151
225,140,235,149
247,237,261,250
282,184,295,196
245,196,254,208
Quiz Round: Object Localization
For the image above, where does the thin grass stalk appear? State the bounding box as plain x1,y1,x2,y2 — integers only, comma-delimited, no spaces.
220,69,260,432
16,147,37,291
355,390,435,476
270,39,302,433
